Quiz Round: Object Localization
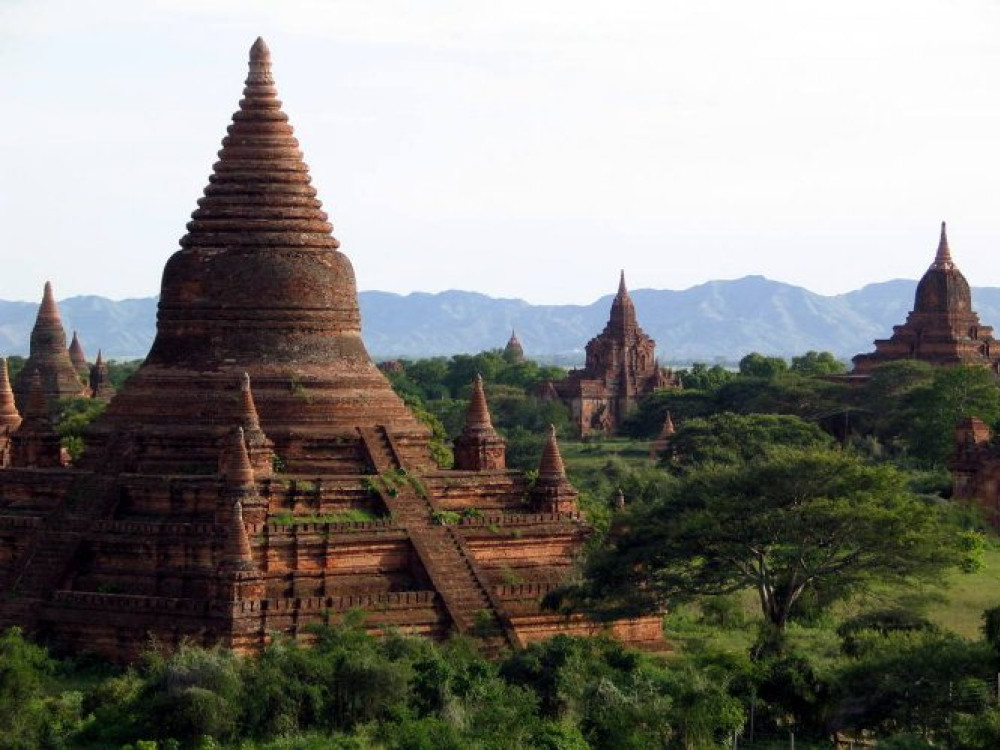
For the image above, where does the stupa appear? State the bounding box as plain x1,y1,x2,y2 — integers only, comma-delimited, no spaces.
853,223,1000,373
0,39,662,659
544,272,678,435
68,332,89,379
87,351,116,402
12,282,88,413
503,330,525,362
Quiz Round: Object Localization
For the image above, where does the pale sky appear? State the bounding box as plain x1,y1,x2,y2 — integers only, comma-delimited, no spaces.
3,0,1000,305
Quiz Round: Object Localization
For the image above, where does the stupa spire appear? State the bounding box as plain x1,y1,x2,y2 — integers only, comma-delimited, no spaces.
89,350,115,401
222,500,255,569
932,221,954,270
68,331,89,377
538,425,567,481
0,358,22,433
608,270,637,333
222,427,256,487
240,372,261,434
465,374,493,429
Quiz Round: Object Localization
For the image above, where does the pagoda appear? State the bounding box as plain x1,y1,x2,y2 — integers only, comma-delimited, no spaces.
12,282,88,413
0,39,662,659
544,272,678,435
503,330,525,362
853,223,1000,373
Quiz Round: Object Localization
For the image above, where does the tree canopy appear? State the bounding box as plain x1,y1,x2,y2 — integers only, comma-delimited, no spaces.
572,447,975,630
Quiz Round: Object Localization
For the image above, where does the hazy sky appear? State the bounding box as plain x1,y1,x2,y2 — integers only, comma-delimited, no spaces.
3,0,1000,304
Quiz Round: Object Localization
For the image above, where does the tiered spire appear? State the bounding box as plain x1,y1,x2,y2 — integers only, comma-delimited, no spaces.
607,270,638,336
504,329,525,362
68,332,89,378
0,358,22,433
931,221,955,270
240,372,262,434
180,37,338,253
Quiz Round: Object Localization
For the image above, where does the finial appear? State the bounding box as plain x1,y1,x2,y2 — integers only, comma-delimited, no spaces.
95,349,104,366
933,221,954,269
246,37,274,86
618,269,627,296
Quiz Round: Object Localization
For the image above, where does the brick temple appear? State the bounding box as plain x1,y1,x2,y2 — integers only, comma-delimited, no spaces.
542,272,677,435
949,418,1000,529
852,223,1000,373
0,39,661,659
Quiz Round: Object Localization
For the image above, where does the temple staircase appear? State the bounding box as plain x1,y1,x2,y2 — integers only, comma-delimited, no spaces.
359,426,515,650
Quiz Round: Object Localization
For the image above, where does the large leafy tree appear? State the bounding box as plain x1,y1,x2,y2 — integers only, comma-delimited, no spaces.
573,448,972,630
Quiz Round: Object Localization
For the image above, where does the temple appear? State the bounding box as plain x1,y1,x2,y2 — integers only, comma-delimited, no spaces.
542,272,678,435
0,39,662,659
11,282,88,413
853,223,1000,373
504,330,525,362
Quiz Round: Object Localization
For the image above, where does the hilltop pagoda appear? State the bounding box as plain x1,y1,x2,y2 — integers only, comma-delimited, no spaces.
853,223,1000,373
544,272,678,435
11,282,88,413
503,330,525,362
0,39,662,659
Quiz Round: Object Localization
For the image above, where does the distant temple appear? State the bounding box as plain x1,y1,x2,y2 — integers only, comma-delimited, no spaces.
542,272,678,436
504,330,525,362
853,223,1000,373
11,282,89,413
0,39,662,659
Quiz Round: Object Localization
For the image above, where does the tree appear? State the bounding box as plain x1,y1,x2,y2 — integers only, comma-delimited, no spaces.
662,412,834,471
676,362,736,390
789,350,846,376
573,448,972,630
738,353,788,379
902,365,1000,464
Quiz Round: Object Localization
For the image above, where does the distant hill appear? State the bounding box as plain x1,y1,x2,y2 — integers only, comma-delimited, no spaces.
5,276,1000,363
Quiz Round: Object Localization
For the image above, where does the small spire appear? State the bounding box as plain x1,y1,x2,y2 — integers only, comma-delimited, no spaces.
68,331,88,376
537,424,567,480
618,269,627,297
0,358,22,432
223,500,255,567
465,374,493,429
94,349,103,367
932,221,954,270
240,372,262,433
662,411,675,436
224,426,255,487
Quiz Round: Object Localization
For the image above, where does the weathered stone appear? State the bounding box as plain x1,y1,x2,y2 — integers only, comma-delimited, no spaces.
12,282,88,413
853,223,1000,373
10,371,63,468
453,375,506,471
68,332,89,379
0,39,659,659
544,272,679,435
531,426,579,514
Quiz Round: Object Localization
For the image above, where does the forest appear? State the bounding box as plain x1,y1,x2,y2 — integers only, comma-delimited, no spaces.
4,350,1000,749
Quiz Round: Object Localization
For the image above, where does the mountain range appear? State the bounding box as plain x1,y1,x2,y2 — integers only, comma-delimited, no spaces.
0,275,992,364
